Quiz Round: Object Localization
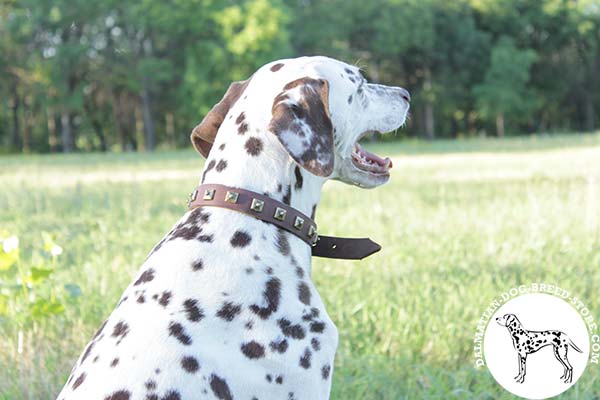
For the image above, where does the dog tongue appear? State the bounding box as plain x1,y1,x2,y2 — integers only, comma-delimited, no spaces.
356,143,393,168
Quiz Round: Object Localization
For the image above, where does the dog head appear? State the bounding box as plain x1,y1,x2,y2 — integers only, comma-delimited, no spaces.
191,56,410,189
496,313,519,327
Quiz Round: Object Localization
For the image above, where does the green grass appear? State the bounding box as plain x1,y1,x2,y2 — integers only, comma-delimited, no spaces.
1,133,600,399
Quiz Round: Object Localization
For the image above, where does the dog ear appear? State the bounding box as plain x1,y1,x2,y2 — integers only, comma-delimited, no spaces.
191,79,250,157
269,77,334,177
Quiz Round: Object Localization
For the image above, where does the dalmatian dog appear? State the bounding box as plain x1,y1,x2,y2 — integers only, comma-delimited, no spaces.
496,313,583,384
57,56,410,400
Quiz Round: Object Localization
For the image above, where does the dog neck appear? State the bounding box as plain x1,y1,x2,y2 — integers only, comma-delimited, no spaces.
199,124,325,220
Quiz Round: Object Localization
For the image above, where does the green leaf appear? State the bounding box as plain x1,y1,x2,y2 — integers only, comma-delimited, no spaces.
29,298,65,318
0,294,8,316
0,251,17,272
27,267,53,284
64,283,82,298
41,231,55,253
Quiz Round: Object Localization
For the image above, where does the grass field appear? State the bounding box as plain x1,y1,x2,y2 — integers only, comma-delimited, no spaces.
1,133,600,399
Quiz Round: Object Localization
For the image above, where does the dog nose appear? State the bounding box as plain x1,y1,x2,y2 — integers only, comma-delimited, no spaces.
399,87,410,103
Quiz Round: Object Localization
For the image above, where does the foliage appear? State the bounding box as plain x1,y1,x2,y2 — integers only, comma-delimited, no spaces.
0,231,80,330
0,0,599,150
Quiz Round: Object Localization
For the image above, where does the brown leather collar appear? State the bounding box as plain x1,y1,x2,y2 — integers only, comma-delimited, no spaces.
187,184,381,260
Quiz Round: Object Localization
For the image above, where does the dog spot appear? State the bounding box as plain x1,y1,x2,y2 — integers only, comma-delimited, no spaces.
110,358,119,367
277,183,282,193
162,390,181,400
112,321,129,343
191,259,204,271
219,143,226,151
266,374,272,382
299,347,312,369
217,302,242,321
158,291,172,307
291,256,304,278
137,293,146,303
278,318,305,339
181,356,200,373
241,341,265,359
269,338,289,353
282,185,291,205
238,122,249,135
183,299,204,322
80,341,95,363
347,95,353,104
311,338,321,351
275,376,283,384
276,229,290,256
310,321,325,333
271,63,284,72
322,364,331,379
236,112,245,124
92,319,108,340
216,159,228,172
145,379,157,390
104,390,131,400
72,372,86,390
294,166,303,189
298,282,311,305
168,321,192,346
245,321,253,330
245,137,263,156
202,159,216,182
250,277,281,319
134,268,155,286
231,230,251,248
210,374,233,400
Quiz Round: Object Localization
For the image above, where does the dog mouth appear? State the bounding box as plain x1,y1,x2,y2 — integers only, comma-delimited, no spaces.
350,131,393,175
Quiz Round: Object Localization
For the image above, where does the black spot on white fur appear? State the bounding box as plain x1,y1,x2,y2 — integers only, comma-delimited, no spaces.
217,302,242,321
210,374,233,400
181,356,199,373
134,268,155,285
183,299,204,322
168,321,192,345
230,230,251,248
241,341,265,359
250,278,281,319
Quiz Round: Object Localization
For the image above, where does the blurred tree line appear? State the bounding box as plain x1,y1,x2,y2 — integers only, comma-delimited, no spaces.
0,0,598,153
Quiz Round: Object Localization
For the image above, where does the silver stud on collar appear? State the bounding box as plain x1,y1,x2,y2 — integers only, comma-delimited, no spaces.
250,198,264,212
307,225,317,242
203,188,215,200
187,190,198,207
274,207,287,221
225,191,239,204
293,216,304,230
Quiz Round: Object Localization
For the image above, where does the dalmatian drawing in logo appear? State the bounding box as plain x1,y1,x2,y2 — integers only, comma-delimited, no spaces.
495,313,583,384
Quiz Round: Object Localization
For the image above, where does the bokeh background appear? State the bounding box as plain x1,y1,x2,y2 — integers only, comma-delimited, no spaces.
1,1,600,399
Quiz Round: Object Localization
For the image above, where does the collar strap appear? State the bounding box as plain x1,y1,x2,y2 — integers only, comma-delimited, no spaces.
187,184,381,260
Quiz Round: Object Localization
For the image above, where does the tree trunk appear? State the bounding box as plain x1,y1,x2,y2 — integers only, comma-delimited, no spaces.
423,66,435,140
10,83,21,151
141,78,156,151
496,113,505,137
61,111,74,152
584,91,595,132
165,112,175,148
47,109,58,153
424,102,435,140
